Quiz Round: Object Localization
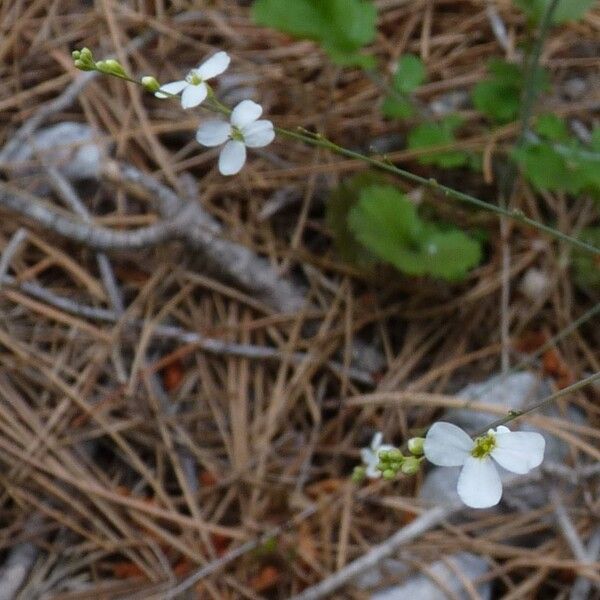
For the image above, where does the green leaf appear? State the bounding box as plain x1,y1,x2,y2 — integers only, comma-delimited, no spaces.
407,116,474,169
472,59,548,123
514,135,600,200
326,172,386,265
391,54,426,94
535,113,569,141
513,0,595,24
381,96,414,119
572,228,600,289
347,185,482,280
252,0,377,67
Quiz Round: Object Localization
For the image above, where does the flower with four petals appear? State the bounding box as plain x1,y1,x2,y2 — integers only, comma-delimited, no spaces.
424,421,545,508
156,51,231,109
196,99,275,175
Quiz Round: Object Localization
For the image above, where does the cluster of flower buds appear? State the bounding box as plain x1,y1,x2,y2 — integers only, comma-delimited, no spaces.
377,436,424,479
352,432,425,483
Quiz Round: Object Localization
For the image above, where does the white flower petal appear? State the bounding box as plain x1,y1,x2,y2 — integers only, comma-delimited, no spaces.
219,140,246,175
361,448,375,466
365,462,382,478
491,430,545,474
424,422,473,467
243,120,275,147
181,83,208,109
457,457,502,508
197,51,231,80
378,444,395,454
370,432,383,450
196,120,231,147
155,80,187,98
231,100,262,129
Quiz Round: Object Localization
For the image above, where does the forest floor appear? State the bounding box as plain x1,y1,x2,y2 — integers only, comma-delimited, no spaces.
0,1,598,598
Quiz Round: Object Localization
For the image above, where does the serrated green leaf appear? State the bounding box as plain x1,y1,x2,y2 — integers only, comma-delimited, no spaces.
407,116,474,169
513,0,595,24
252,0,376,67
391,54,426,94
381,96,414,119
347,185,482,280
572,228,600,289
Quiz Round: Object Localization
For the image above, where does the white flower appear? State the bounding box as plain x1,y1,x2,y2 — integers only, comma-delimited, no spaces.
360,432,395,479
424,422,545,509
195,99,275,176
155,51,230,109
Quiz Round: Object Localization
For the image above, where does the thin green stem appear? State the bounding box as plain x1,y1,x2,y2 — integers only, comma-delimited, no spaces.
276,127,600,255
517,0,560,148
474,371,600,436
79,55,600,256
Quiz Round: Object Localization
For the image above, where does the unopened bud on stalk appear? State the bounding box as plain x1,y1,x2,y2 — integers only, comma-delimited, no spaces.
408,437,425,456
141,76,161,92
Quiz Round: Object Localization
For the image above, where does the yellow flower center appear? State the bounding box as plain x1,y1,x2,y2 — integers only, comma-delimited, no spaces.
230,126,244,142
471,431,496,459
187,72,203,85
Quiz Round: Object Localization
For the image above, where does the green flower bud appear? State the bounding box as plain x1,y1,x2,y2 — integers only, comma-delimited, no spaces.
388,448,404,462
74,59,94,71
378,449,390,462
382,469,396,480
351,466,366,483
96,58,128,78
408,437,425,456
73,47,96,71
141,76,161,92
401,456,421,475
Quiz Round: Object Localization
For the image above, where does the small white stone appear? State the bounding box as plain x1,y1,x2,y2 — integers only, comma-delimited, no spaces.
519,268,551,302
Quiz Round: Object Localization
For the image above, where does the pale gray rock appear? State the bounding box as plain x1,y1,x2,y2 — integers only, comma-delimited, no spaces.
370,553,491,600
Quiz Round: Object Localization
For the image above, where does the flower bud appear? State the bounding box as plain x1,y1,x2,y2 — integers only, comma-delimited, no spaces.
401,456,421,475
73,47,95,71
351,466,366,483
382,469,396,480
408,437,425,456
387,448,404,462
141,76,161,93
96,59,128,78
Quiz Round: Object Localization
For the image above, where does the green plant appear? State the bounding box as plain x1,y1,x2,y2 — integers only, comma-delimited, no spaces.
251,0,377,68
407,115,479,170
343,183,482,280
513,0,596,24
472,59,548,123
326,172,384,265
513,115,600,200
381,54,425,119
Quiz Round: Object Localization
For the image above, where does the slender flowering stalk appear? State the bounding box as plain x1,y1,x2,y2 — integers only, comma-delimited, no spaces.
196,100,275,175
70,47,600,255
155,51,231,109
423,422,545,508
